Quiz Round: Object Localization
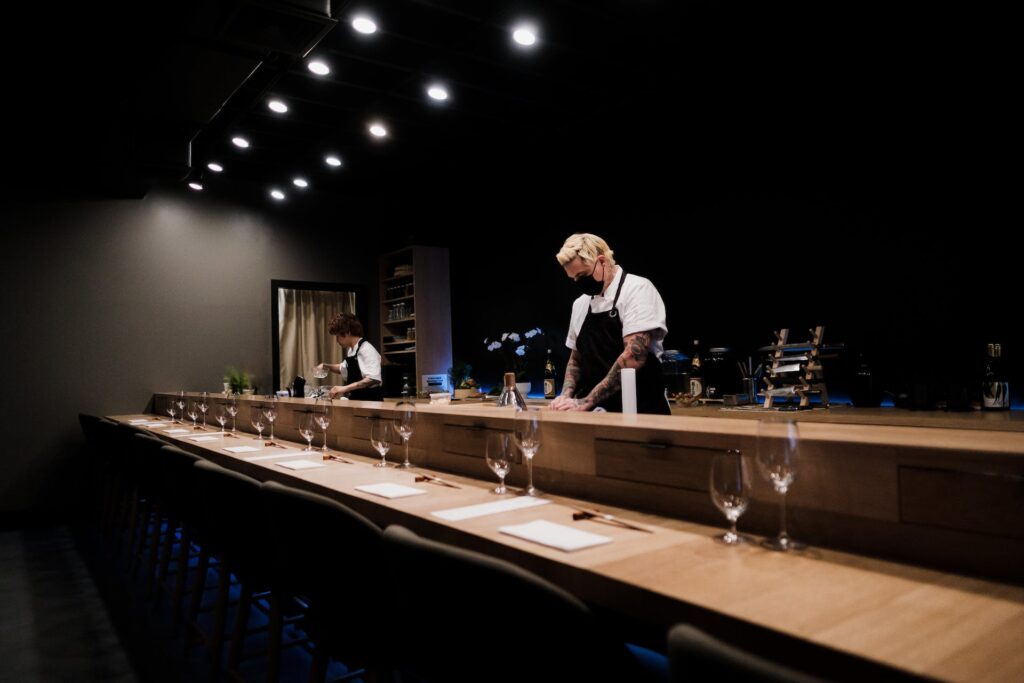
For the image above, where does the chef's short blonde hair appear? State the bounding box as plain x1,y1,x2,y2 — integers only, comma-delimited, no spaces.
555,233,616,267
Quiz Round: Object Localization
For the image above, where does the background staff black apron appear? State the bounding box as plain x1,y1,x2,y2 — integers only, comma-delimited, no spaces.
345,339,384,401
574,272,670,415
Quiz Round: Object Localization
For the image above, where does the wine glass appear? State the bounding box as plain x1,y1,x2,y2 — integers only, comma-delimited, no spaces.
263,396,278,443
298,412,316,451
225,395,239,432
314,397,332,452
176,392,186,423
485,431,513,494
370,420,394,467
197,392,209,428
709,449,750,545
186,400,199,428
513,407,542,496
755,418,806,551
165,399,178,423
250,403,266,443
393,400,416,468
214,403,228,433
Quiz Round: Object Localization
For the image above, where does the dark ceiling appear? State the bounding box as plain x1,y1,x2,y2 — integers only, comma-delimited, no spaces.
7,1,978,214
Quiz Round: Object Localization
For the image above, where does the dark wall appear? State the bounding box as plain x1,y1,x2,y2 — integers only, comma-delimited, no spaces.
448,191,1019,405
0,189,380,518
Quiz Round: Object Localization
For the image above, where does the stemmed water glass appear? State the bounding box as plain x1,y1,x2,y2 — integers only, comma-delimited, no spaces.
214,403,228,434
513,407,542,496
197,392,209,428
298,412,316,451
263,396,278,443
186,400,200,429
370,420,394,467
250,403,266,443
755,418,805,551
225,395,239,432
709,449,750,545
166,399,178,422
314,397,332,451
393,400,416,468
485,431,513,494
176,392,186,423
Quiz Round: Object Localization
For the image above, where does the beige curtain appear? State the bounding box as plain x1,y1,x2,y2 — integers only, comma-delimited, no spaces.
278,288,357,390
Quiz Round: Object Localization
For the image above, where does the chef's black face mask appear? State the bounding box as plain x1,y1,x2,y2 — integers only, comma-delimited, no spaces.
575,259,604,296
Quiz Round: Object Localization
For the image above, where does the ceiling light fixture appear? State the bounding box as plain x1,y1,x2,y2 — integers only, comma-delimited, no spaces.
270,189,285,201
293,178,308,188
268,99,288,113
188,182,203,191
308,60,330,76
427,84,449,102
512,23,539,48
325,155,343,167
232,136,250,149
352,15,378,34
368,122,388,138
207,162,223,172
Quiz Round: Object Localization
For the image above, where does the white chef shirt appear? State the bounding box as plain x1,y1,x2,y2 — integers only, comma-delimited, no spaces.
565,266,666,358
339,338,382,383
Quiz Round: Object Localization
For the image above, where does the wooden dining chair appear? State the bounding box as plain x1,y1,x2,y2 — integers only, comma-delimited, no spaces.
667,624,822,683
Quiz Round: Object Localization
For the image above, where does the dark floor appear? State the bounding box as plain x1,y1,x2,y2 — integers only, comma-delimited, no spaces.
0,525,353,683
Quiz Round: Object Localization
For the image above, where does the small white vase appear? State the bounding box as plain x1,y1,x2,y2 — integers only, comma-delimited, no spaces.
516,382,531,397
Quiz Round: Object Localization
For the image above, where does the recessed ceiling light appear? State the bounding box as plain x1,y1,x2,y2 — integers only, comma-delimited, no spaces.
512,24,539,47
188,182,203,191
268,99,288,113
368,122,388,138
232,136,250,149
308,60,330,76
427,84,449,101
325,155,343,167
270,189,285,201
207,162,223,172
352,15,377,34
293,177,308,188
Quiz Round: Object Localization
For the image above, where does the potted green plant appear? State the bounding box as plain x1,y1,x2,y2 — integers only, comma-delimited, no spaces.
224,366,251,395
448,361,479,398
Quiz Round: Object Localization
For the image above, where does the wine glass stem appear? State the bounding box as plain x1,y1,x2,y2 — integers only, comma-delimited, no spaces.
779,492,788,538
526,455,534,490
404,439,410,466
321,429,327,451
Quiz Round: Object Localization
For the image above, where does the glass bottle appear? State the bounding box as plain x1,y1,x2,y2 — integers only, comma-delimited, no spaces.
497,372,526,409
688,339,704,398
401,373,413,398
543,349,557,399
982,343,1010,411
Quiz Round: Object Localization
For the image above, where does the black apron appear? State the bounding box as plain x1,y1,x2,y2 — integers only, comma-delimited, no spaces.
575,271,670,415
345,339,384,401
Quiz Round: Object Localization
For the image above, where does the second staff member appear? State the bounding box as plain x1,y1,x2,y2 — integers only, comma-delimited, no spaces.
316,312,384,401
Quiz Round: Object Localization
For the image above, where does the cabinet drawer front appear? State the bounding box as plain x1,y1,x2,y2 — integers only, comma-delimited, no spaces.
442,423,508,460
900,466,1024,540
595,438,718,491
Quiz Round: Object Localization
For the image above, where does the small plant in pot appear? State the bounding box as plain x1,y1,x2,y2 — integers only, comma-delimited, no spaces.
224,366,251,395
448,361,479,398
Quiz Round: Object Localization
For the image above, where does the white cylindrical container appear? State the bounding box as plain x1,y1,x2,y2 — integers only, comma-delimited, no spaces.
621,368,637,414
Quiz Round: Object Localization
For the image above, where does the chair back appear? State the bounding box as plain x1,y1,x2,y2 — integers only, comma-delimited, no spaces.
668,623,823,683
382,524,637,682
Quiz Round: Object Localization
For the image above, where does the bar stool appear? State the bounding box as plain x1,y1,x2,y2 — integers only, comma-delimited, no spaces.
667,624,822,683
189,460,267,678
381,524,641,682
259,480,385,682
154,444,202,622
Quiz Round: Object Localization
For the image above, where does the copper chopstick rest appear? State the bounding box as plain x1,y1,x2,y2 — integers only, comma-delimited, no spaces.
414,474,462,489
570,507,652,533
323,454,355,464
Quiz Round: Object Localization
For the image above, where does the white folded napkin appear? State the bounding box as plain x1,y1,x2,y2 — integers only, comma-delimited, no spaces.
355,483,428,499
275,460,327,471
187,435,220,442
498,519,612,552
432,496,551,521
223,445,261,454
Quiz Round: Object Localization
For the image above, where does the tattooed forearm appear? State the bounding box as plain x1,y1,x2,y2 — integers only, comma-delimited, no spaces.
561,349,582,397
579,331,652,409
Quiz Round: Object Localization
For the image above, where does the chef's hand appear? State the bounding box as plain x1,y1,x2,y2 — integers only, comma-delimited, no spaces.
549,395,576,411
328,385,347,399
